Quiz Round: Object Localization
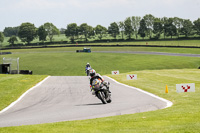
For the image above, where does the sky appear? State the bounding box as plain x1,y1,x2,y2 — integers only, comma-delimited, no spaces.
0,0,200,31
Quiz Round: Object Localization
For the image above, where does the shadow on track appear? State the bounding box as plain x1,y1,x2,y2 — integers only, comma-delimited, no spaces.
76,103,103,106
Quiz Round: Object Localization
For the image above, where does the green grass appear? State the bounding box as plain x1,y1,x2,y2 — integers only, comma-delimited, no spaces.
0,74,47,111
0,69,200,132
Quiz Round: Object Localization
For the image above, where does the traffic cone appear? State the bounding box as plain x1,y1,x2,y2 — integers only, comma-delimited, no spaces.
165,85,168,93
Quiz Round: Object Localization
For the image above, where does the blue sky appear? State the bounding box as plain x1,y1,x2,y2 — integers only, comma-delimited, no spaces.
0,0,200,31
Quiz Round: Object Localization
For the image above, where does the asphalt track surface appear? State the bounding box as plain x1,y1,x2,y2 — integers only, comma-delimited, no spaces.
0,76,171,127
94,51,200,57
13,50,200,58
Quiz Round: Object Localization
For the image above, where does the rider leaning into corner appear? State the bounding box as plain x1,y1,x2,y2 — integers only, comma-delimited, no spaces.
89,69,111,94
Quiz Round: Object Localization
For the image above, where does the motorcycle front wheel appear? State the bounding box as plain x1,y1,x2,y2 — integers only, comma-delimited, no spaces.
106,92,112,103
97,91,107,104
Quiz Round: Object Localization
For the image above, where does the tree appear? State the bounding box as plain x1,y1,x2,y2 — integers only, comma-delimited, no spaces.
143,14,155,38
79,23,88,41
0,32,4,43
38,25,47,42
180,19,193,37
173,17,183,38
193,18,200,37
60,28,66,34
118,21,125,39
79,23,94,42
108,22,119,39
138,19,147,39
95,25,107,40
124,17,133,40
153,18,163,39
87,25,95,39
8,35,18,45
163,18,177,38
0,32,4,55
65,23,78,43
44,22,60,42
3,27,19,37
161,17,168,38
18,22,37,44
131,16,141,39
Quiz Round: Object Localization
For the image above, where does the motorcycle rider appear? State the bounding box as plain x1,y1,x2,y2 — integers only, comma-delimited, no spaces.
85,63,92,76
85,63,91,69
89,69,111,93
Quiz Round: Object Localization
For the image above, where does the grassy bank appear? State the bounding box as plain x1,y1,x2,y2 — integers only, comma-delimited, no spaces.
0,69,199,132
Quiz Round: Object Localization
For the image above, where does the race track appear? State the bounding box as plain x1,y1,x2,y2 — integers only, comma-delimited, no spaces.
95,51,200,57
0,76,171,127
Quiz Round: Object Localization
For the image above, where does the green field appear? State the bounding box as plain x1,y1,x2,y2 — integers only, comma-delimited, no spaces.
0,46,200,132
2,34,200,47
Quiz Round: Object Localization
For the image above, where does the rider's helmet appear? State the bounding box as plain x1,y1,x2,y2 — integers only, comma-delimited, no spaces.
87,63,89,65
90,69,96,77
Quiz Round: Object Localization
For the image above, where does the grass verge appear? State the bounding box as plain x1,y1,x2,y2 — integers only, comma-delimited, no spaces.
0,74,47,111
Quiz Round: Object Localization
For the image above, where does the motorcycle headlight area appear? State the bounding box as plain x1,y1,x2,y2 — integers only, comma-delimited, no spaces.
92,84,100,89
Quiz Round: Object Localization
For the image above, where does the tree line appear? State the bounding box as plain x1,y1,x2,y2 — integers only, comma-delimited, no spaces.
1,14,200,45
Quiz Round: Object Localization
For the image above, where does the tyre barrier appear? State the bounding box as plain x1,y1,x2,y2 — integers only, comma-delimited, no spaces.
10,70,33,75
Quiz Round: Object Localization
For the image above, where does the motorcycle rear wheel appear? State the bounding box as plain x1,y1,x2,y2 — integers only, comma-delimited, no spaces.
107,98,112,103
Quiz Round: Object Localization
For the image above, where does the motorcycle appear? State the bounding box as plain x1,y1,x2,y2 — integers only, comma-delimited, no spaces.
85,66,91,76
91,78,111,104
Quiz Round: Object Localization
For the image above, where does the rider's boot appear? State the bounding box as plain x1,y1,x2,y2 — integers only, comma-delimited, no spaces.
103,81,111,93
92,90,96,95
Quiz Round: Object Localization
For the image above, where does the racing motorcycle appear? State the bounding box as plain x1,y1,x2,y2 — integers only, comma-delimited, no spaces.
91,78,111,104
85,66,91,76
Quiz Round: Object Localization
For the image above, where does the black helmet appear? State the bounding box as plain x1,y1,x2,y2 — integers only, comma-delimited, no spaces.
90,69,96,76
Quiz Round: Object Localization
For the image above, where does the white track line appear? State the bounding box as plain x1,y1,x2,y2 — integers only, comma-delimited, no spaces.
105,76,173,108
0,76,50,114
